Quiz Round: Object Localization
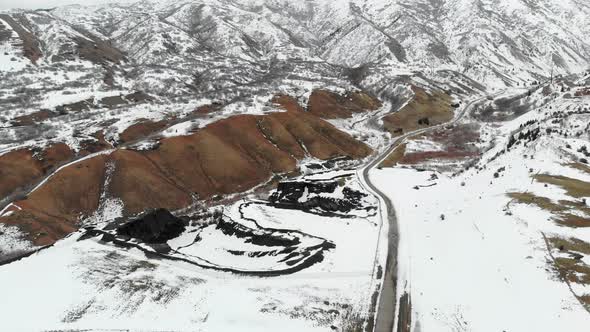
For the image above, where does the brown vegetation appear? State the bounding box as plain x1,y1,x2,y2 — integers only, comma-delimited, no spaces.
37,143,75,172
382,86,453,136
119,120,168,143
11,110,54,126
0,149,43,199
566,162,590,175
75,36,125,64
1,154,108,244
307,90,381,119
547,237,590,309
380,143,406,168
380,123,481,167
533,174,590,199
0,209,75,246
21,154,107,221
507,191,590,228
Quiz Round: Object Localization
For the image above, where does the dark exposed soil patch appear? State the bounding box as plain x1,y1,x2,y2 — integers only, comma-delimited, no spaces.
55,98,94,113
54,92,152,114
11,110,55,126
401,150,479,164
193,103,222,115
75,36,125,65
268,180,373,217
216,218,300,247
101,92,152,108
116,209,187,243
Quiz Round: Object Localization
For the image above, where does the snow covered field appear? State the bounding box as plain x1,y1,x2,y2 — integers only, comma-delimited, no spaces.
0,171,383,331
371,89,590,331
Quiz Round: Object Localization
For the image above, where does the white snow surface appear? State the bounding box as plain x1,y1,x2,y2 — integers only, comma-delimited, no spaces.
0,171,383,331
370,91,590,331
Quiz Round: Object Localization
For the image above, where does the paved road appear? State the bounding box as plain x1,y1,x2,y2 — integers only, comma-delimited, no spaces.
363,93,493,332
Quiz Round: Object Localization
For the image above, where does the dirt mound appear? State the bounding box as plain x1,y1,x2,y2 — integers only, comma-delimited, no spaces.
116,209,186,243
307,90,381,119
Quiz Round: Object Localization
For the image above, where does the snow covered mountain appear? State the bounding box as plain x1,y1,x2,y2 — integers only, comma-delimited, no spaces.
0,0,589,331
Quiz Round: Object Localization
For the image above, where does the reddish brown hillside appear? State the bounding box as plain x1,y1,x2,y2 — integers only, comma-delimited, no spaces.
382,86,453,136
0,93,375,246
0,143,73,199
119,120,168,143
307,90,381,119
21,154,108,221
109,150,193,214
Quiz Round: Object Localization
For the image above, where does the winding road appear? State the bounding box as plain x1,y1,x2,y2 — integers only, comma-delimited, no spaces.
361,92,494,332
